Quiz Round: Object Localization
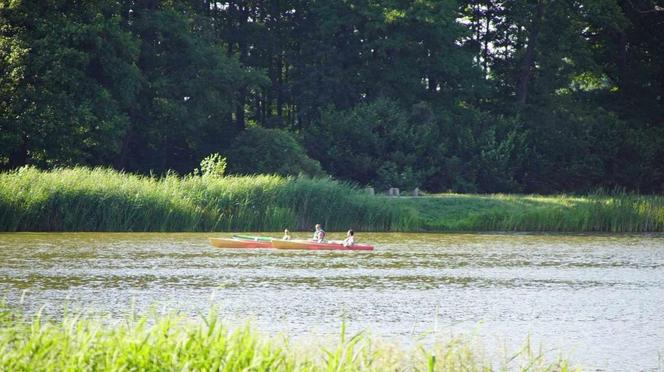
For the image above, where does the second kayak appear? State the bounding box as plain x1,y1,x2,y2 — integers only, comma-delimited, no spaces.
209,237,272,249
271,239,374,251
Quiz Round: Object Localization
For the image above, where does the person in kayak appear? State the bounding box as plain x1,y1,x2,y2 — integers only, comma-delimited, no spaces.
342,229,355,247
313,224,326,242
283,229,291,240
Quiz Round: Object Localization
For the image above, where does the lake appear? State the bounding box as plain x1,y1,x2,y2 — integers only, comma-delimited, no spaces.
1,232,663,370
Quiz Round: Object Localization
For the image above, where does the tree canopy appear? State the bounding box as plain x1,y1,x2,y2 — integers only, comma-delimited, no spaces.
1,0,662,193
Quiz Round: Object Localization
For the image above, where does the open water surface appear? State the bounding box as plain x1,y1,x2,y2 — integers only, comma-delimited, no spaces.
1,232,663,370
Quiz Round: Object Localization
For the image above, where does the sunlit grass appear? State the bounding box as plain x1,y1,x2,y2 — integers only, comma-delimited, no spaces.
0,166,412,232
0,166,662,232
392,192,664,232
0,306,575,371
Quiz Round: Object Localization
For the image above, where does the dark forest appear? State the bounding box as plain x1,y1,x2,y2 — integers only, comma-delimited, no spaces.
1,0,662,193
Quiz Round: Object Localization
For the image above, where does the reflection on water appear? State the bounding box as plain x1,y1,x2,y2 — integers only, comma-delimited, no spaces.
1,232,663,370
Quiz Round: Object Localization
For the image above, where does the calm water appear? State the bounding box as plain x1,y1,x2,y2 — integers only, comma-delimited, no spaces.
1,232,663,370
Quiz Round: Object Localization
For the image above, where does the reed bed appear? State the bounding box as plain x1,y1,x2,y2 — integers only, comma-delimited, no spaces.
0,307,574,371
0,166,662,232
0,167,413,232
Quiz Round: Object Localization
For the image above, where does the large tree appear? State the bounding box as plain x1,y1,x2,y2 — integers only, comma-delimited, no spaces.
116,2,264,173
0,0,140,168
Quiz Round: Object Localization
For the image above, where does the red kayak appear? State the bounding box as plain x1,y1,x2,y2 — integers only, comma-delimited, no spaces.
271,239,373,251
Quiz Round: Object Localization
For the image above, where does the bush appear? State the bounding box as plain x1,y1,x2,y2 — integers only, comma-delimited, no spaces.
227,127,324,177
306,99,439,190
196,153,227,178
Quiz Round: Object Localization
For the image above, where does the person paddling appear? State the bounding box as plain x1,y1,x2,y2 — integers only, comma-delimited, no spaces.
342,229,355,247
313,224,326,242
283,229,291,240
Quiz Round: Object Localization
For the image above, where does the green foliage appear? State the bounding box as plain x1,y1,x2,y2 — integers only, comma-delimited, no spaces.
290,0,477,121
456,0,664,193
0,1,140,168
0,307,575,371
307,99,440,190
118,5,265,174
0,0,662,193
227,127,324,177
198,153,227,178
306,98,523,193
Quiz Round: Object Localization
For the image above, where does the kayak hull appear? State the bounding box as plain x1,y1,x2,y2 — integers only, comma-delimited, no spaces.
232,234,273,242
208,238,272,249
271,239,373,251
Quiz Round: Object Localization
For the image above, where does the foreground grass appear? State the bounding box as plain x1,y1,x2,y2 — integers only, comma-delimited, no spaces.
0,308,574,371
0,166,662,232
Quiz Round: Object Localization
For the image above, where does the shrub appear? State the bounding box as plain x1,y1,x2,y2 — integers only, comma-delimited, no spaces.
227,127,324,177
305,99,439,190
197,153,227,178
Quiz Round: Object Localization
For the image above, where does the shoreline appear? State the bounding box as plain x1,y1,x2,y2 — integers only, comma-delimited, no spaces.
1,167,662,233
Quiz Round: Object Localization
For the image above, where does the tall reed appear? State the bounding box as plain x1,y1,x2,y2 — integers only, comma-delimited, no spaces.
0,306,574,371
0,167,411,232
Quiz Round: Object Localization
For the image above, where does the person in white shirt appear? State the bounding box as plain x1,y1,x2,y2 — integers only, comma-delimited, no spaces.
313,224,326,242
342,229,355,247
282,229,291,240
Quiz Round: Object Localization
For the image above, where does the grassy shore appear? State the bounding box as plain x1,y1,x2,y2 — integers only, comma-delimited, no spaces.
0,307,573,371
393,193,664,232
0,166,662,232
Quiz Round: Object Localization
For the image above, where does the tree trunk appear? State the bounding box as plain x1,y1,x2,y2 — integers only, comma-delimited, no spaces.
7,134,28,169
617,31,628,92
116,124,134,169
276,53,284,118
516,0,545,105
234,3,249,130
483,12,490,76
236,88,246,131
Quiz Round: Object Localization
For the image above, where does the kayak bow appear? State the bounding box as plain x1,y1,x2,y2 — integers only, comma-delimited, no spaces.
208,237,272,249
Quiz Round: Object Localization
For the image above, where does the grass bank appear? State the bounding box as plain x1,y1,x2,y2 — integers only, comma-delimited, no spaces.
0,167,411,232
0,167,662,232
0,307,573,371
393,193,664,232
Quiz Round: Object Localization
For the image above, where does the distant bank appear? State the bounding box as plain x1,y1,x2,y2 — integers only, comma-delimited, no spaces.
1,167,662,232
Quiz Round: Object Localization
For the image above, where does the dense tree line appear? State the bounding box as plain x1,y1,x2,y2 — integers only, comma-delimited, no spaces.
1,0,662,193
